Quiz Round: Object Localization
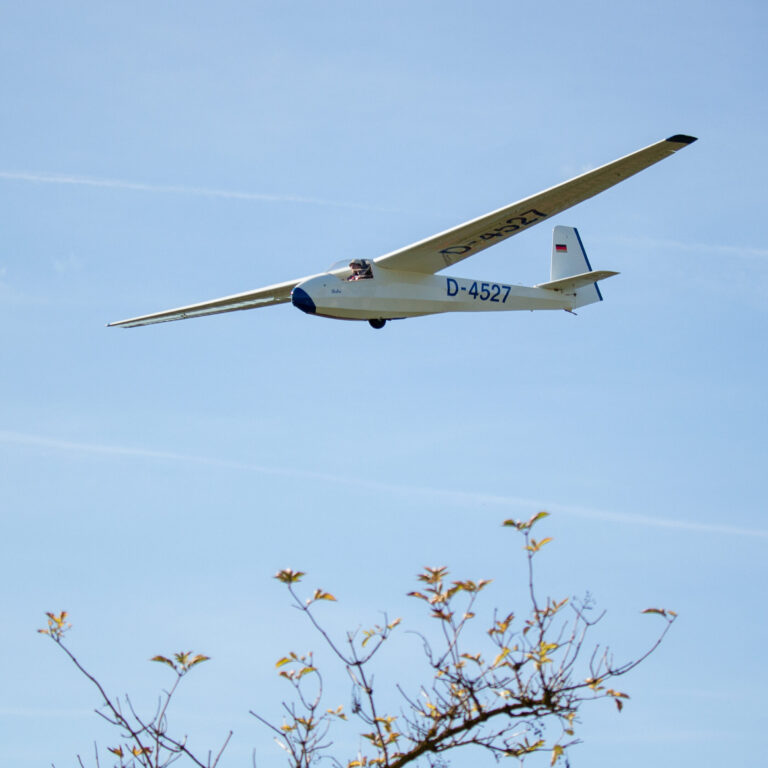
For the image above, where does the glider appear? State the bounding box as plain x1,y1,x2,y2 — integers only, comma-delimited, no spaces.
108,134,696,330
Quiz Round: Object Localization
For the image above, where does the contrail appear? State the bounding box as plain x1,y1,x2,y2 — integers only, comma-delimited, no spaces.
2,430,765,539
0,170,392,212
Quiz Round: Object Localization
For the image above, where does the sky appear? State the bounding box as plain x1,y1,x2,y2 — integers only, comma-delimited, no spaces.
1,1,766,766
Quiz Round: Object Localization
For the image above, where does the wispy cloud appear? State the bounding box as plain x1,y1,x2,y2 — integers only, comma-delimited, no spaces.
607,234,768,261
0,170,392,212
2,430,765,539
0,706,92,718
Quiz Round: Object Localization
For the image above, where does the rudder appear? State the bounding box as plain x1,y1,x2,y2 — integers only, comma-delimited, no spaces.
551,226,603,306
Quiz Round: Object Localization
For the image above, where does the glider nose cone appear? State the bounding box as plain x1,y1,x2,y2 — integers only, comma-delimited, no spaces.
291,286,316,315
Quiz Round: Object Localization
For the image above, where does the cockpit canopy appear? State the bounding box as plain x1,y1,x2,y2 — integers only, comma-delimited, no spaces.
326,258,374,281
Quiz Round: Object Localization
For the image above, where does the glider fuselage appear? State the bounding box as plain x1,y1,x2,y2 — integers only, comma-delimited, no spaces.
291,265,571,321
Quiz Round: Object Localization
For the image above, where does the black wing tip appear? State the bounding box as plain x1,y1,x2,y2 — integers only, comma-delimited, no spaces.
666,134,698,145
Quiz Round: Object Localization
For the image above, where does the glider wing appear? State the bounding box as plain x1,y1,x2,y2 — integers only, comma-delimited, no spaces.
374,134,696,275
107,277,305,328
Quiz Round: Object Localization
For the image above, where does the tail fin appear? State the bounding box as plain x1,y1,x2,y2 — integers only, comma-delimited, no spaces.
547,226,612,308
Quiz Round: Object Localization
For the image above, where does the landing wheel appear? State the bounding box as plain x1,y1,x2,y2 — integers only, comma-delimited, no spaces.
368,318,387,330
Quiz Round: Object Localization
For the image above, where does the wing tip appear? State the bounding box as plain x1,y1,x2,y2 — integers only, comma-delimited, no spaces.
666,134,698,145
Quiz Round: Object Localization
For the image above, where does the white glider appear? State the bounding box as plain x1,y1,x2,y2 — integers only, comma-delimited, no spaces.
108,134,696,330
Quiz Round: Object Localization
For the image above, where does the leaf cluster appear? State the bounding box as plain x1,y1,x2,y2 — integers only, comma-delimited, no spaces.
41,515,675,768
258,513,676,768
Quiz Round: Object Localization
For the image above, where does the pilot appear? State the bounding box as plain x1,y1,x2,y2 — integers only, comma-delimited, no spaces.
348,259,372,281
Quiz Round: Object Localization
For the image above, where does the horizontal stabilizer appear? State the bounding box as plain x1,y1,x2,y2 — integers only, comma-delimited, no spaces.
535,270,618,294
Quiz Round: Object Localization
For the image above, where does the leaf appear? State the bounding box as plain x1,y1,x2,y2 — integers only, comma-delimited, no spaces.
418,566,448,584
297,665,316,679
108,747,124,758
550,744,564,765
274,568,306,584
276,657,292,668
150,655,177,670
526,536,554,553
503,511,549,531
312,589,337,602
614,698,624,712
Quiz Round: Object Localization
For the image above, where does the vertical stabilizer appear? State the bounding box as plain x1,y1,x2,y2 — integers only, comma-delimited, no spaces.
551,226,602,306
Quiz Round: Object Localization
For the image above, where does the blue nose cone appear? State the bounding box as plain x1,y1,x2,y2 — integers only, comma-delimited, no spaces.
291,286,316,315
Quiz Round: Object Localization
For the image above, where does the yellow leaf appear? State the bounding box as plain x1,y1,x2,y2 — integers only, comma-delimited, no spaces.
274,568,306,584
313,589,337,601
276,657,292,668
550,744,564,765
150,655,177,670
541,642,558,653
297,665,316,678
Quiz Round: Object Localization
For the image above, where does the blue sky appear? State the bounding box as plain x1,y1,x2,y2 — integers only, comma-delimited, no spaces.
1,1,766,766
